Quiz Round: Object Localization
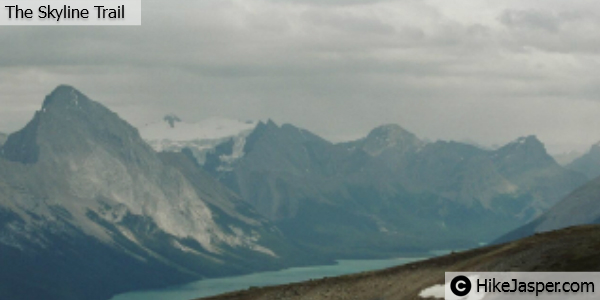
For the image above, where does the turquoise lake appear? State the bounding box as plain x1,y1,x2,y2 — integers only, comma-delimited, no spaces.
110,256,430,300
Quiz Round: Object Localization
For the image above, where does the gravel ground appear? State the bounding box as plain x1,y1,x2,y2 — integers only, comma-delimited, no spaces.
196,225,600,300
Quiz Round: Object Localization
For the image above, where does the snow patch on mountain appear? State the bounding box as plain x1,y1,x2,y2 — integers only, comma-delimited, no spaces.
139,116,257,165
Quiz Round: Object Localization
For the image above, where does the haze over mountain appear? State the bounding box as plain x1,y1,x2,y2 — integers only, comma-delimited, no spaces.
497,168,600,244
0,86,318,300
553,150,583,166
194,120,586,257
567,142,600,180
496,139,600,243
0,132,6,147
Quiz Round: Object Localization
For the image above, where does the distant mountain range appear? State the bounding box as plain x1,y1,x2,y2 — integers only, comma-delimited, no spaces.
192,119,586,257
496,141,600,244
0,85,594,300
567,142,600,180
0,132,6,146
497,169,600,243
0,86,321,300
552,150,583,166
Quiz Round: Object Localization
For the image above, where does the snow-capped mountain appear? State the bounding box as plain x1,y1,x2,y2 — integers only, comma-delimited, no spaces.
0,86,314,300
140,115,257,165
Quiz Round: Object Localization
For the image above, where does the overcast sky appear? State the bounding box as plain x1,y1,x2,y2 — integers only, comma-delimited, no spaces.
2,0,600,154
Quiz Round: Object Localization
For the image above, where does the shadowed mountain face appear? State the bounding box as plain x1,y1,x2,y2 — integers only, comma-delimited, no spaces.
496,170,600,244
204,121,586,256
499,141,600,244
197,225,600,300
0,86,320,300
568,142,600,180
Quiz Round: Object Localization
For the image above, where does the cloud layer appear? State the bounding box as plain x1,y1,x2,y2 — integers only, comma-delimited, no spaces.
2,0,600,153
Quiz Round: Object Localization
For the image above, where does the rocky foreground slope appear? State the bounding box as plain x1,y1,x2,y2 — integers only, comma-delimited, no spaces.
197,225,600,300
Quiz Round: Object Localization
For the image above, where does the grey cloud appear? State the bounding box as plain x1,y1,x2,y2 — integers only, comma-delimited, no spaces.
271,0,394,6
499,9,562,32
301,9,397,34
2,0,600,154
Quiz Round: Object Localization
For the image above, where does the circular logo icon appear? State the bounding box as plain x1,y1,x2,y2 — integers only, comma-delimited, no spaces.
450,275,472,297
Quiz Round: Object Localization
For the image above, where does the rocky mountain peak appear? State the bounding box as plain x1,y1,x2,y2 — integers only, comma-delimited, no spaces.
497,135,547,155
260,119,279,130
247,120,327,147
41,85,90,111
243,120,279,151
359,124,423,156
2,85,144,164
584,141,600,159
249,119,278,135
565,141,600,180
589,142,600,153
516,135,542,146
368,123,406,135
163,114,182,128
491,135,558,177
366,124,418,141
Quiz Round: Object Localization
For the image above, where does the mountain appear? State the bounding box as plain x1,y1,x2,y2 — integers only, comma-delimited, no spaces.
0,86,319,300
198,225,600,300
567,142,600,179
339,124,425,156
496,169,600,243
140,115,257,165
487,136,585,213
201,122,586,257
378,135,580,212
0,132,6,146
